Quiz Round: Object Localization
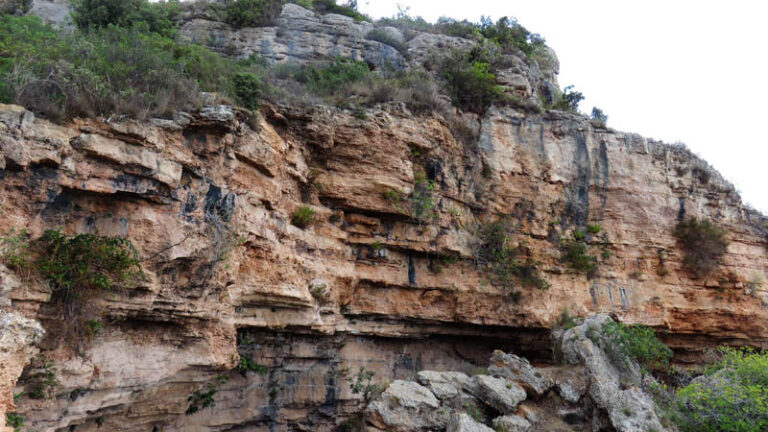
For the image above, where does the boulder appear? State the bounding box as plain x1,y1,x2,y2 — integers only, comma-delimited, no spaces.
417,370,470,400
492,414,531,432
464,375,526,414
488,350,553,397
366,380,448,431
447,413,495,432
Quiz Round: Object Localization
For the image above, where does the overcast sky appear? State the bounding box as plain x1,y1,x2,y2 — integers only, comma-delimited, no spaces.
357,0,768,214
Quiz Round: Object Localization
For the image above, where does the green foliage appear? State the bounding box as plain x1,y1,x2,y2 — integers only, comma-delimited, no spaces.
439,49,503,114
674,217,729,278
291,206,316,228
232,72,262,109
0,0,32,15
478,16,546,58
554,308,579,330
70,0,180,37
186,382,217,415
476,221,549,299
0,228,31,272
463,400,483,422
0,16,234,120
587,224,602,234
590,321,672,372
349,367,384,403
312,0,367,21
560,231,597,275
410,171,437,222
214,0,285,28
590,107,608,127
5,413,24,432
675,348,768,432
550,85,584,112
365,29,408,56
24,356,60,399
236,355,268,377
83,319,103,336
35,229,142,305
293,57,370,95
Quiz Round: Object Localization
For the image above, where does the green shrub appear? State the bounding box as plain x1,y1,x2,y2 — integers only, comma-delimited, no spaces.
312,0,367,21
550,85,584,112
410,171,437,222
592,321,673,371
476,221,550,297
214,0,285,28
675,348,768,432
236,355,268,377
24,356,60,399
5,413,24,432
0,228,32,274
439,49,503,114
590,107,608,127
293,57,370,95
0,0,31,15
349,367,385,403
560,234,597,275
586,223,602,234
674,217,729,278
291,206,316,228
233,72,262,109
365,29,408,56
70,0,180,37
35,229,143,305
0,16,235,120
478,16,545,58
186,382,217,415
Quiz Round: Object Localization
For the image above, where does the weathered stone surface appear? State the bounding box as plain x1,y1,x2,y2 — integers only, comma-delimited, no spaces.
492,414,532,432
0,310,44,425
555,315,666,432
366,380,447,431
464,375,527,414
417,370,470,400
1,83,766,431
447,413,495,432
488,349,553,397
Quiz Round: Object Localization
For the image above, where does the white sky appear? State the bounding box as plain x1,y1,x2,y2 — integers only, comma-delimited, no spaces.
358,0,768,214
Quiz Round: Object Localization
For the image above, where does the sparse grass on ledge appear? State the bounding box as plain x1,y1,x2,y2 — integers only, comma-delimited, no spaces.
291,206,316,228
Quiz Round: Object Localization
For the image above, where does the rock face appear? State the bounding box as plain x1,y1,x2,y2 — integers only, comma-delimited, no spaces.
0,3,766,431
1,84,767,429
364,322,669,432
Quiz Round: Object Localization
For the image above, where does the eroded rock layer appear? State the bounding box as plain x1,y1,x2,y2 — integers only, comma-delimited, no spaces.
1,94,767,430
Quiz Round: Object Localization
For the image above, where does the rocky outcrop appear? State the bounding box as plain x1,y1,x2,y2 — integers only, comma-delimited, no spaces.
1,92,767,430
365,316,669,432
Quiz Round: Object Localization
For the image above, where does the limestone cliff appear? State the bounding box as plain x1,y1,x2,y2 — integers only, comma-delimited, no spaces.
1,2,767,432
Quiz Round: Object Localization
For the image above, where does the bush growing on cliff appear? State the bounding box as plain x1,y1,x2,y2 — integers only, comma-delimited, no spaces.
5,413,24,432
71,0,180,37
475,220,550,299
0,15,236,120
438,49,503,114
0,0,31,15
588,321,673,372
293,57,370,95
675,347,768,432
560,232,597,275
674,217,729,278
214,0,285,28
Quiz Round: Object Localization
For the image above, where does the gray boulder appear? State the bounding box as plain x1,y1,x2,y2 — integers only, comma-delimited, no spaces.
447,413,495,432
488,350,553,397
554,314,667,432
366,380,449,431
464,375,526,414
492,414,531,432
417,370,470,400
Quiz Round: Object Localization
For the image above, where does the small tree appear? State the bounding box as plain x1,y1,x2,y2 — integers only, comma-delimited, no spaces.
674,217,729,278
590,107,608,127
